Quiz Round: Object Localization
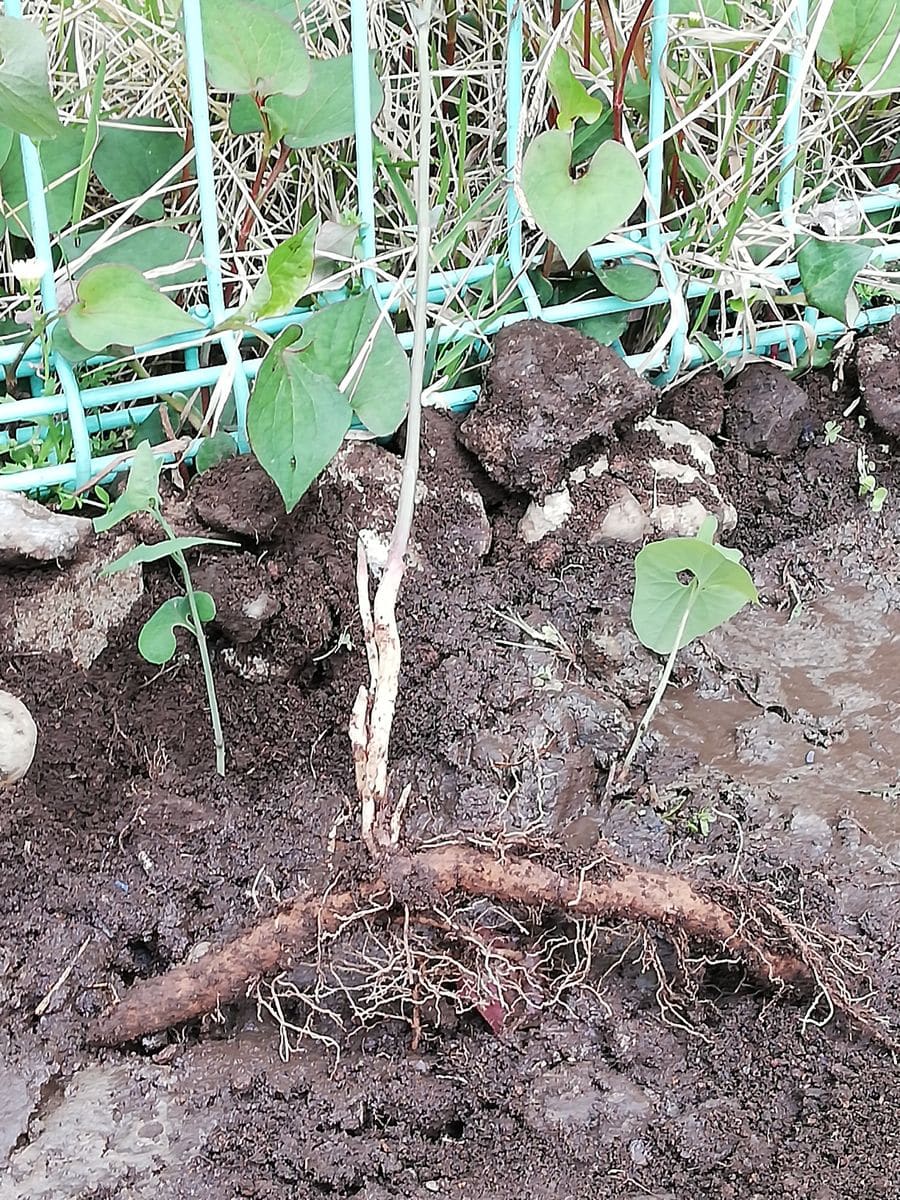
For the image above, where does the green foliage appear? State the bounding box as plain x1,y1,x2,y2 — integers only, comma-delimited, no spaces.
137,593,218,663
521,131,644,268
248,326,353,512
595,262,658,302
269,54,384,149
95,441,234,775
233,218,318,321
92,119,184,220
546,47,604,132
247,291,410,511
60,227,204,285
0,124,83,237
199,0,310,97
631,517,758,654
195,431,238,473
0,17,60,139
63,265,204,352
816,0,900,90
797,236,872,323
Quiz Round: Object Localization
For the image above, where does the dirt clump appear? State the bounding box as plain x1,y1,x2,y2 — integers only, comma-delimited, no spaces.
856,313,900,439
723,361,810,457
458,320,656,498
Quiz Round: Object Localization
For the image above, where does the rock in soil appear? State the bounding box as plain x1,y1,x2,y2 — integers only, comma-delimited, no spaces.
723,362,809,456
0,534,143,668
459,319,656,498
0,689,37,786
0,491,92,565
518,417,736,547
857,314,900,439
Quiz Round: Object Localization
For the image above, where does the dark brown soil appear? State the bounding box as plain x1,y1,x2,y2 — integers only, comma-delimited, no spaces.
2,325,900,1199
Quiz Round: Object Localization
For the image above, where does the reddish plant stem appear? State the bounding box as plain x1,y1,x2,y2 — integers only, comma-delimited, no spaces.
223,142,292,308
582,0,591,69
612,0,654,143
178,120,194,209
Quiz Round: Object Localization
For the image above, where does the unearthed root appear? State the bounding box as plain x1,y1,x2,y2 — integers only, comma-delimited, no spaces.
91,843,817,1045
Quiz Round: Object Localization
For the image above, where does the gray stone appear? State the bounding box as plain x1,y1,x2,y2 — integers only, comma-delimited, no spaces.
0,691,37,787
2,536,143,668
0,492,92,565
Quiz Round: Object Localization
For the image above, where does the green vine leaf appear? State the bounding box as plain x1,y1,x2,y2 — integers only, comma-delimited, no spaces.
522,130,644,267
293,291,409,435
797,236,871,323
247,326,353,512
198,0,310,97
138,593,216,664
595,262,658,302
547,46,604,132
63,264,205,352
266,53,384,149
103,536,237,576
0,124,83,238
93,440,163,531
0,17,61,139
93,119,184,220
235,217,318,321
816,0,900,90
631,521,758,654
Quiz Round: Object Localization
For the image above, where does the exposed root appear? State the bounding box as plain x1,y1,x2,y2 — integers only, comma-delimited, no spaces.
90,843,819,1046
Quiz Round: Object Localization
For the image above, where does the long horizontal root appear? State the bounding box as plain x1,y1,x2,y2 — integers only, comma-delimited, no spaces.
91,844,811,1046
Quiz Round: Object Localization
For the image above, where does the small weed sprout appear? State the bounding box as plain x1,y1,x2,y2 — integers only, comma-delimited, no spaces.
856,446,888,514
621,516,758,778
94,442,237,775
824,420,843,445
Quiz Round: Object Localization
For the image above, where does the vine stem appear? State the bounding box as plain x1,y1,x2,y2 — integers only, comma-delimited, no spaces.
155,509,227,776
618,598,692,779
353,0,434,853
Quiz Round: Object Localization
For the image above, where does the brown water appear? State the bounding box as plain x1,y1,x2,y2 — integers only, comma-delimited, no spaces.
657,585,900,842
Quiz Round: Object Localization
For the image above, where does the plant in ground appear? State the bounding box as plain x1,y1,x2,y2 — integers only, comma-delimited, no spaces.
621,514,759,777
94,441,237,775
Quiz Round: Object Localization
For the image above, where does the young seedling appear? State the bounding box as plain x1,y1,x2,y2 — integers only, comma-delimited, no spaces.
94,441,237,775
621,515,758,778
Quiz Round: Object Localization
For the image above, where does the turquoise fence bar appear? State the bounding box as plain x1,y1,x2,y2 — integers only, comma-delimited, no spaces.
1,0,898,493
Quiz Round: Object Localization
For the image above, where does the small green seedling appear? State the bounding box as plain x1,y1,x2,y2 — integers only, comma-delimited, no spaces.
823,419,843,446
856,446,888,514
621,516,759,777
94,442,237,775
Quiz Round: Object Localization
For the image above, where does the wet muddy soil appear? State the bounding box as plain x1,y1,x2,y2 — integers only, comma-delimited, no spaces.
2,322,900,1198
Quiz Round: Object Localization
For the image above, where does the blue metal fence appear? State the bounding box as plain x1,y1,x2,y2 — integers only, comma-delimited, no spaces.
1,0,898,494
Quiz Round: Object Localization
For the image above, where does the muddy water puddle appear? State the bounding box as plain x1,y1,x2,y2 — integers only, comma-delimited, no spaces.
656,584,900,842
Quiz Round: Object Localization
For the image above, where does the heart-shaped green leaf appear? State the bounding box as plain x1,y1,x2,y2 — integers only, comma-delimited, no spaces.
631,530,758,654
547,46,604,132
199,0,310,97
138,593,216,664
93,119,185,220
60,227,204,286
817,0,900,90
797,235,871,323
247,326,353,511
522,130,644,267
266,53,384,149
195,432,238,473
0,17,61,139
64,264,204,352
0,124,83,238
